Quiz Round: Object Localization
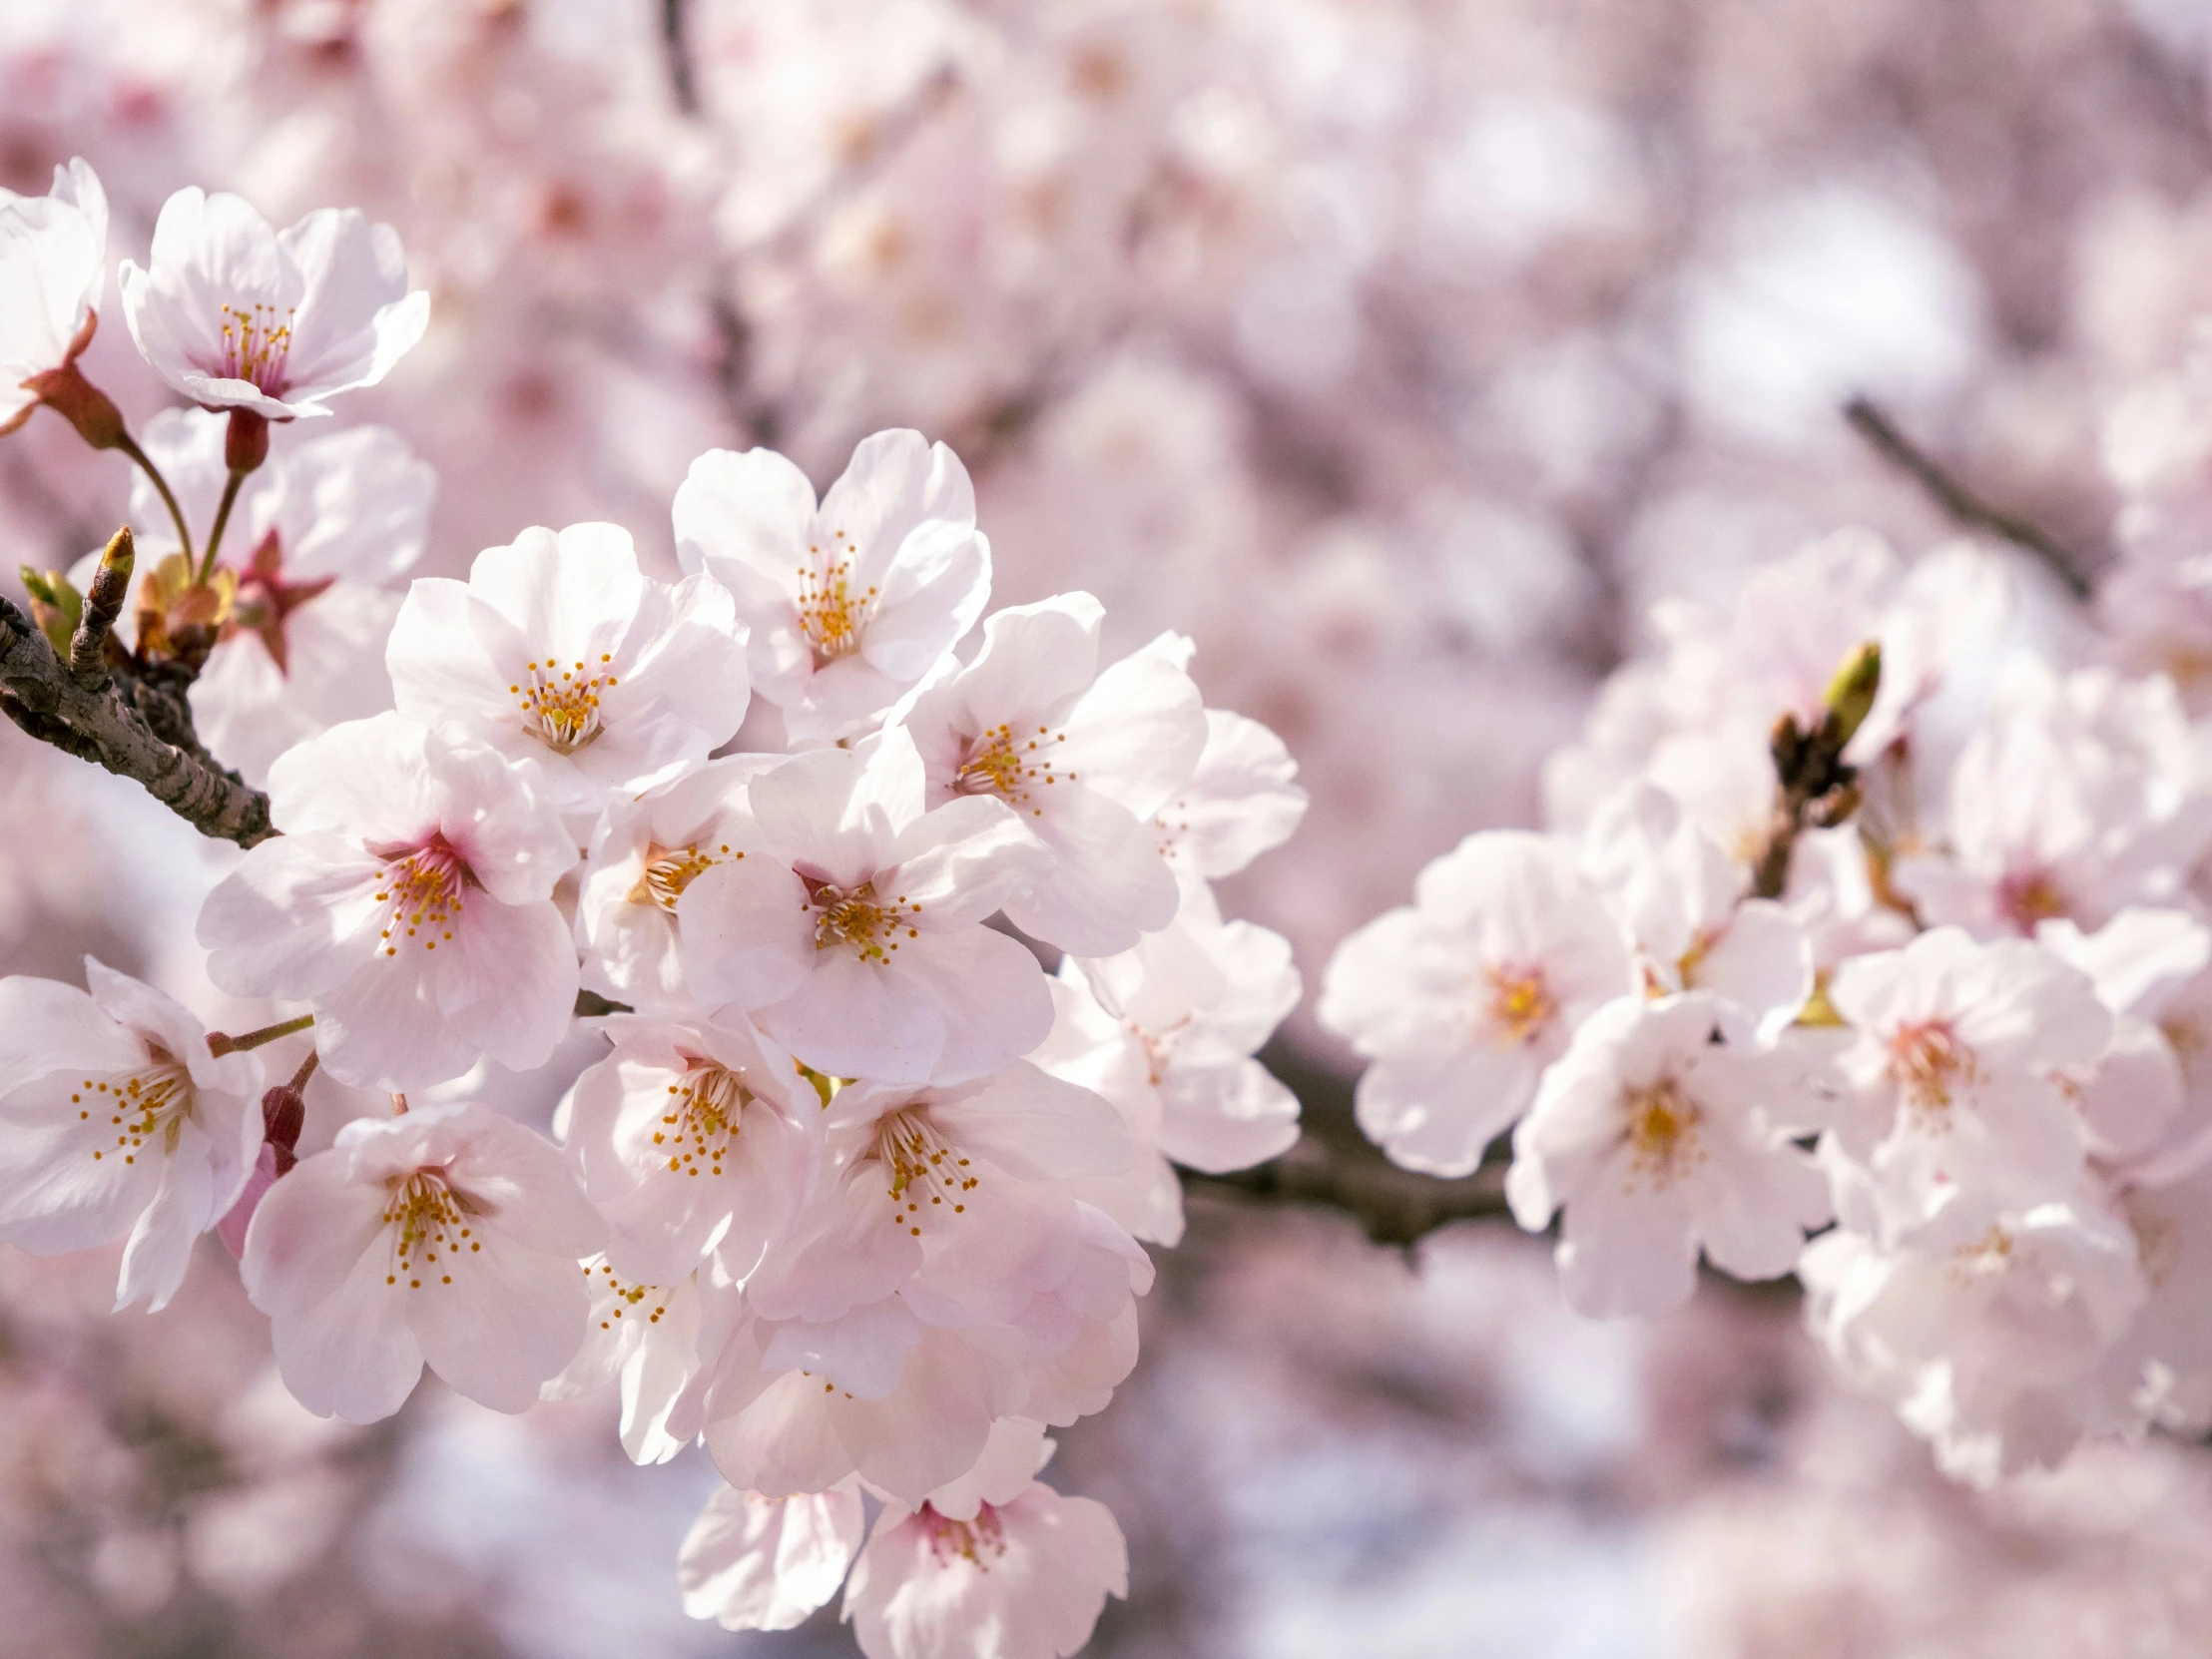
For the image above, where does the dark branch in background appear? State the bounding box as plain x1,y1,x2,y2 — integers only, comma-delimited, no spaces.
660,0,698,115
1179,1041,1510,1247
1844,396,2093,599
1,533,273,848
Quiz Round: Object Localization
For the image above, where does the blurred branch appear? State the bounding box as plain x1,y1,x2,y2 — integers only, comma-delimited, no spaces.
1180,1042,1511,1247
660,0,698,116
1844,396,2092,599
0,589,273,848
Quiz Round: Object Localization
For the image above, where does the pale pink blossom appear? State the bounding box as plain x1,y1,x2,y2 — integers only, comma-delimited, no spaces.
241,1100,605,1422
680,1479,864,1633
119,187,429,420
197,713,581,1091
0,959,262,1311
0,157,107,435
674,430,990,741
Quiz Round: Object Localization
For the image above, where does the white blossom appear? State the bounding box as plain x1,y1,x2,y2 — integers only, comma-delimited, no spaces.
0,157,107,435
680,1479,865,1633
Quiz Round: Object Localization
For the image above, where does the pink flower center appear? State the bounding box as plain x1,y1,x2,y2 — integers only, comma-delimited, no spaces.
954,722,1070,814
805,875,919,962
876,1108,977,1236
217,301,294,394
1995,867,2068,933
918,1501,1008,1569
512,655,617,754
1484,963,1555,1045
1623,1077,1704,1189
379,1169,481,1289
71,1046,193,1170
631,839,738,911
1888,1018,1978,1124
797,534,874,666
368,833,475,958
651,1057,753,1178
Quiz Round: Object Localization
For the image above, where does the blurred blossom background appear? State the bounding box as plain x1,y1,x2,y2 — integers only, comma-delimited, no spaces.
5,0,2212,1653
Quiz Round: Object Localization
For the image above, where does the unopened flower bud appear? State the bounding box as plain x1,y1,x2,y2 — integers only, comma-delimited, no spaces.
1822,640,1882,751
226,407,271,474
18,566,83,655
261,1081,306,1176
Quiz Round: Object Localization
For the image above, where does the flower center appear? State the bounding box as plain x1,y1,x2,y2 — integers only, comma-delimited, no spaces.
73,1046,194,1168
217,301,295,393
1624,1077,1703,1187
953,723,1069,814
511,655,617,754
631,840,738,912
876,1108,977,1235
1996,867,2068,933
918,1502,1008,1569
586,1258,672,1330
797,537,875,666
652,1058,754,1177
1888,1019,1978,1125
1947,1223,2017,1281
1484,964,1555,1045
379,1169,481,1289
807,877,919,962
368,833,474,957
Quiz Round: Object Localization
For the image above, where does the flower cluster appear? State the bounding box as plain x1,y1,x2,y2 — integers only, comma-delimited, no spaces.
1326,521,2212,1486
0,166,1305,1658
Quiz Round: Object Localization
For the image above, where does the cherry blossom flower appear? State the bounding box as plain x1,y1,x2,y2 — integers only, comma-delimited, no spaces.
902,594,1207,954
1824,926,2113,1225
1800,1191,2146,1485
573,755,773,1014
677,729,1054,1084
680,1480,864,1633
386,520,753,810
673,429,990,740
1320,830,1634,1176
561,1014,816,1285
197,713,580,1091
744,1062,1141,1334
0,959,262,1311
1033,901,1302,1245
0,157,107,437
241,1099,605,1422
844,1480,1128,1659
119,187,430,420
1504,992,1833,1317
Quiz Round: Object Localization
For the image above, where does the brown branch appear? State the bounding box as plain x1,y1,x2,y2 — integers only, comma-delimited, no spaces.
1844,396,2092,599
0,592,273,847
1179,1042,1511,1247
660,0,700,116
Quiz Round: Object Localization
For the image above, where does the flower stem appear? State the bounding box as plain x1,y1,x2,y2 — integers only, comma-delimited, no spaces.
208,1012,315,1056
198,467,248,586
115,433,195,569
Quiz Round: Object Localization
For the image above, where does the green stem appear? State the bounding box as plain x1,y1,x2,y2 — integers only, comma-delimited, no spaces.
198,468,248,585
115,434,194,569
208,1012,314,1056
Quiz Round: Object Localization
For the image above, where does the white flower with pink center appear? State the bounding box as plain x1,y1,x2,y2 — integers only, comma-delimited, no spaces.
241,1099,605,1422
196,713,580,1091
1320,830,1635,1176
387,521,752,811
1504,992,1833,1317
0,959,263,1311
676,728,1054,1084
673,429,990,741
902,594,1208,956
119,187,429,420
1826,926,2112,1227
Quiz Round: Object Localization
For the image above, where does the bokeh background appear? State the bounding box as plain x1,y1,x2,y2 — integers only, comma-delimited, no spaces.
4,0,2211,1653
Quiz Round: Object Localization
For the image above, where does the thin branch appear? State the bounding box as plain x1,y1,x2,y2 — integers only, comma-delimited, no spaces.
1844,396,2092,599
0,592,273,847
1180,1041,1511,1247
661,0,699,116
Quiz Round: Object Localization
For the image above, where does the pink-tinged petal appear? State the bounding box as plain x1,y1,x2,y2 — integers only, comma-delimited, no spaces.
761,1301,928,1400
752,736,924,879
1055,631,1208,820
420,729,576,907
828,1331,1000,1506
887,929,1054,1086
442,1109,606,1257
708,1371,859,1498
241,1147,391,1318
886,795,1051,928
678,857,814,1011
0,976,139,1085
437,893,578,1075
762,952,948,1085
0,1071,165,1253
406,1222,592,1413
262,711,440,842
1555,1185,1698,1318
1001,785,1179,956
748,1171,926,1326
583,572,752,784
268,1239,426,1423
1155,710,1307,880
115,1123,219,1311
312,952,479,1092
276,423,436,583
823,430,976,592
1157,1060,1300,1174
217,1145,279,1260
929,1065,1133,1184
673,447,820,602
1355,1041,1547,1179
387,577,516,738
858,518,992,684
197,832,386,1001
680,1483,865,1633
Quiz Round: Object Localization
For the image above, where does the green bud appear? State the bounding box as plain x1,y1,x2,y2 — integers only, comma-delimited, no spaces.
1822,641,1882,750
19,566,82,656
